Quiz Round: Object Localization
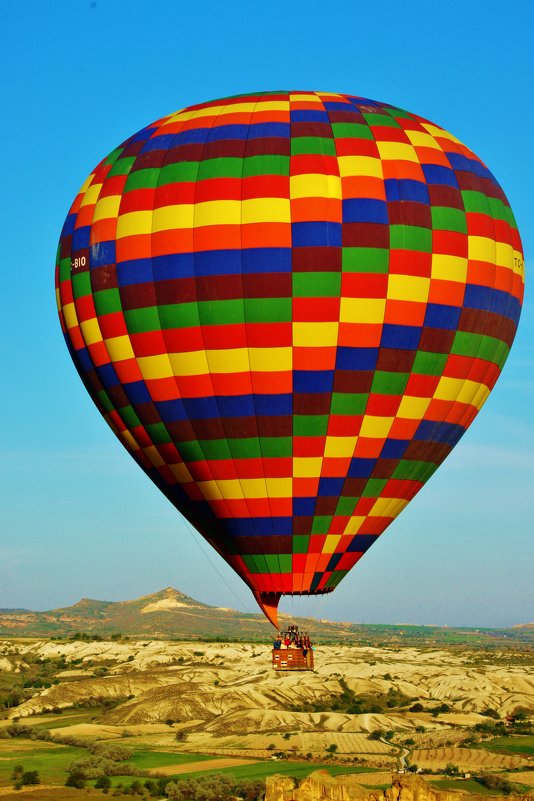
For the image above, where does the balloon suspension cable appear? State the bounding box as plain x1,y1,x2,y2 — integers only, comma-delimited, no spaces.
254,591,282,629
182,519,255,615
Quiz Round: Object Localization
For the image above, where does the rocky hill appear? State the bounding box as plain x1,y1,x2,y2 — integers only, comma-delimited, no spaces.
0,588,533,646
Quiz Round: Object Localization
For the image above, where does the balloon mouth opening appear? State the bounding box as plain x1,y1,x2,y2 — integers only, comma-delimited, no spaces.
253,588,334,629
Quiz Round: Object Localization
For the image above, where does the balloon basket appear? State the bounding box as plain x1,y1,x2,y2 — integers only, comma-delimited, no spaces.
272,648,314,671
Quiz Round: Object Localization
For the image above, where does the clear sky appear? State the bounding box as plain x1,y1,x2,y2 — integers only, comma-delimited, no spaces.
1,0,532,628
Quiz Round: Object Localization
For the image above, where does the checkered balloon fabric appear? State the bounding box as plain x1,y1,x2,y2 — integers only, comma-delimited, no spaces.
56,91,524,619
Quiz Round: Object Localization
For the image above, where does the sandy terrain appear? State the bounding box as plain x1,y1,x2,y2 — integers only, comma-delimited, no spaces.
48,722,174,738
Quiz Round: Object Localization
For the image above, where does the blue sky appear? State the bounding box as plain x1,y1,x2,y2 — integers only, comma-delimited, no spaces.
0,0,532,627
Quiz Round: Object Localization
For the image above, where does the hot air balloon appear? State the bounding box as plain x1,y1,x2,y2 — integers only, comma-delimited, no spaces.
56,91,524,628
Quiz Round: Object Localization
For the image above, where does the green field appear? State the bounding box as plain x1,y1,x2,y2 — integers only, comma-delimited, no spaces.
95,758,374,788
157,760,374,781
0,739,375,792
479,735,534,756
430,778,497,795
0,742,87,786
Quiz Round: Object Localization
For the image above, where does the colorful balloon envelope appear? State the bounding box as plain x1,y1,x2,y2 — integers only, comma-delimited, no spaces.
56,91,524,627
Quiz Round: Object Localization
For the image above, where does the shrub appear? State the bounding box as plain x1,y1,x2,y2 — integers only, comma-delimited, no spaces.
6,723,33,738
89,743,133,761
65,770,86,789
477,772,514,795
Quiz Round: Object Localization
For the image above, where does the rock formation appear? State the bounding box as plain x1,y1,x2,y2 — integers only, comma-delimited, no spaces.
265,772,531,801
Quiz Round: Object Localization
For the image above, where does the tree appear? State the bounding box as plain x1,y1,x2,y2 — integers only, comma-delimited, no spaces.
432,703,451,717
20,770,40,786
326,743,338,753
511,706,531,721
368,730,384,740
481,707,499,719
95,775,112,792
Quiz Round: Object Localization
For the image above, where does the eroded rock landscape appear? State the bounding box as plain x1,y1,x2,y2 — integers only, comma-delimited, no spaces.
1,637,533,770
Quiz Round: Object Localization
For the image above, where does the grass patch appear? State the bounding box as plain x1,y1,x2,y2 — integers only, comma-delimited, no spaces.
479,736,534,757
361,784,390,791
430,778,497,795
430,776,531,796
0,742,86,786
